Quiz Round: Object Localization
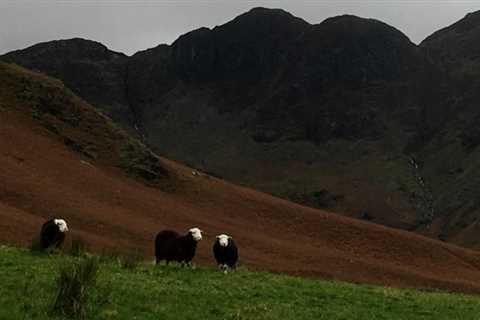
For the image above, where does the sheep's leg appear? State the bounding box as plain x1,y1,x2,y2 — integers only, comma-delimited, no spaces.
218,264,228,273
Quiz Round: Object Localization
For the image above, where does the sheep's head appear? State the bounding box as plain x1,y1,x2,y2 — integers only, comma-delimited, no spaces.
216,234,231,247
189,227,203,241
54,219,69,233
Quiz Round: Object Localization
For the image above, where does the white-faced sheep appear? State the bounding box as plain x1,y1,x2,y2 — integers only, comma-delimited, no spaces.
40,218,69,250
213,234,238,272
155,227,203,266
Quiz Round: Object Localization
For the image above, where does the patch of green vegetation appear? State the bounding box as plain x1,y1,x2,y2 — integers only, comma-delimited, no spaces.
1,245,480,319
52,255,100,319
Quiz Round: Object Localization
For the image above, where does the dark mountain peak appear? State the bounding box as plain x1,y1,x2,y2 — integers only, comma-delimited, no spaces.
322,13,365,23
216,7,309,38
323,14,382,24
235,6,307,22
166,8,310,83
421,10,480,68
1,37,132,128
293,14,421,86
3,38,126,62
41,37,109,50
318,14,412,44
423,10,480,44
246,6,288,14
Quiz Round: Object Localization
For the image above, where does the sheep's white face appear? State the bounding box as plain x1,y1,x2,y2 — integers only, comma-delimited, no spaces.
54,219,69,233
189,227,202,241
216,234,230,247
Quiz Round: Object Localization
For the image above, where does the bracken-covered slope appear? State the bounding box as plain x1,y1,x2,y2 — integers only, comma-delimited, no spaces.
2,62,480,294
4,8,480,248
0,62,172,189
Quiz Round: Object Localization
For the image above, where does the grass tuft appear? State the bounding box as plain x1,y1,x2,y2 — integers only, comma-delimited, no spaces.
51,256,99,319
69,238,89,257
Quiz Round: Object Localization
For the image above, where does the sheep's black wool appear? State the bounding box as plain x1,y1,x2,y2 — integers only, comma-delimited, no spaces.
155,228,202,265
40,218,68,249
213,235,238,270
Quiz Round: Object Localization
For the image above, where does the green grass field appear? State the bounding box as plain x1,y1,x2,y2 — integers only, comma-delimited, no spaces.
1,245,480,320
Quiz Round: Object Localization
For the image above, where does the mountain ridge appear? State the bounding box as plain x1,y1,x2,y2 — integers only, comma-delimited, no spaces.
3,8,480,248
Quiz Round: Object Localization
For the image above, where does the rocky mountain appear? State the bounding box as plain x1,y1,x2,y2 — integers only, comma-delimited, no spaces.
1,38,135,130
126,8,449,233
3,8,480,247
416,11,480,247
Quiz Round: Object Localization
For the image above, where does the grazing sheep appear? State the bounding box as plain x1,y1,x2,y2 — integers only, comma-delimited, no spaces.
155,227,203,266
40,218,69,250
213,234,238,273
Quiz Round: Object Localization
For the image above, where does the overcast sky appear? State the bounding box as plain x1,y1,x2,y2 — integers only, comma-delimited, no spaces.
1,1,479,56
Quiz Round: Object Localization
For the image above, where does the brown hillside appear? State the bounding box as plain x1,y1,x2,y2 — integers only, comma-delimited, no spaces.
0,9,454,243
2,63,480,294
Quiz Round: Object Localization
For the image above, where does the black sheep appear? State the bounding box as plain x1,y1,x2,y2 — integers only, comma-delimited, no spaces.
155,227,203,266
40,218,69,250
213,234,238,272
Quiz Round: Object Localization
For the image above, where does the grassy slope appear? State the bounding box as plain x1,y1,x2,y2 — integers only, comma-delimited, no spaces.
1,246,480,320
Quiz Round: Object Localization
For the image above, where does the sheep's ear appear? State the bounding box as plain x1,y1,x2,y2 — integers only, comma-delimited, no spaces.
216,235,220,239
228,236,232,239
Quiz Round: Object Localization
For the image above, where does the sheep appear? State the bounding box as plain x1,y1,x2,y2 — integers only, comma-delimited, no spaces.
39,218,69,250
155,227,203,266
213,234,238,273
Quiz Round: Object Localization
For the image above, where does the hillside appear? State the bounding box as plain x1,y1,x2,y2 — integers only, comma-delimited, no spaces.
414,11,480,246
0,62,173,188
2,246,480,320
126,10,443,233
2,62,480,293
4,8,476,246
0,38,138,136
